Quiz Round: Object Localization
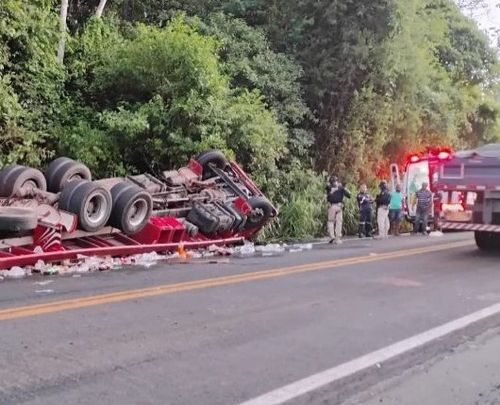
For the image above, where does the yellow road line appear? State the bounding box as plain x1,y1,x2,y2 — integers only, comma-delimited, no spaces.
0,240,472,321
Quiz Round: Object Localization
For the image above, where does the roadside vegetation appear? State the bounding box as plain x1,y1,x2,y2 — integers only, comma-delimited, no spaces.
0,0,499,240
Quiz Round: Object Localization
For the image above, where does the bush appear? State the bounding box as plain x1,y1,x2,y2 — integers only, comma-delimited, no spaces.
59,16,288,178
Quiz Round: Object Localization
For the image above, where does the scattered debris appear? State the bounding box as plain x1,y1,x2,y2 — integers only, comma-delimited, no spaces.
429,231,444,237
256,244,285,254
34,260,46,272
233,242,256,257
34,280,54,286
0,239,318,280
290,243,313,251
208,244,232,256
1,266,29,278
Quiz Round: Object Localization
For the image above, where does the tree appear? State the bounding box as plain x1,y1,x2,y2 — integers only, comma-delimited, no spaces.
57,0,69,64
95,0,107,17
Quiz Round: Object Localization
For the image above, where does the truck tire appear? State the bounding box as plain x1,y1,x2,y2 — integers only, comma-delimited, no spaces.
0,165,47,197
109,182,152,235
46,157,92,192
0,207,38,232
0,165,21,189
244,197,274,230
196,150,228,180
474,231,497,251
59,179,112,232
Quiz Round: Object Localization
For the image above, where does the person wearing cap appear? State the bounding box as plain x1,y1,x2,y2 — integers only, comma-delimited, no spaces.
326,175,351,244
414,181,432,235
375,180,391,238
389,184,403,236
356,184,374,238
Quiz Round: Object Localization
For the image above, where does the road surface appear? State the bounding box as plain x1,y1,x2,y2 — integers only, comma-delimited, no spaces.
1,232,499,404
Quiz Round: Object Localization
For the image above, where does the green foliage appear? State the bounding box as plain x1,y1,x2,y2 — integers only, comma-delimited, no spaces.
197,13,313,159
0,0,64,165
257,166,327,241
58,16,288,179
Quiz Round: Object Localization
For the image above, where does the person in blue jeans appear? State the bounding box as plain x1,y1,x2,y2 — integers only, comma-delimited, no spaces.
389,184,403,236
413,182,433,235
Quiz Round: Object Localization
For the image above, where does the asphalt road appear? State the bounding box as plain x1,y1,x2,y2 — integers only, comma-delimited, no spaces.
1,232,500,405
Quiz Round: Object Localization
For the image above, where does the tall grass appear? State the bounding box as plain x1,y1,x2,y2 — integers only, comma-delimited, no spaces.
258,169,386,242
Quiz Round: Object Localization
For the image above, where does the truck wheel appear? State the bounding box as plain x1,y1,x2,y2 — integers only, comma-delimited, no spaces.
46,157,92,192
0,165,47,197
59,179,112,232
474,231,496,251
0,207,38,232
109,182,152,235
244,197,274,230
196,150,228,180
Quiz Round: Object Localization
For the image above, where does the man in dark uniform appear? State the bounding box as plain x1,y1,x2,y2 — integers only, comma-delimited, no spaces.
357,184,374,238
326,175,351,244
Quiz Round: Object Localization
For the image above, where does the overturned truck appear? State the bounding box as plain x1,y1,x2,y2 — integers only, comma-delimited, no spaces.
0,150,276,269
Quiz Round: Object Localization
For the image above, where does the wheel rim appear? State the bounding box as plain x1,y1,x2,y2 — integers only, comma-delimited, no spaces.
127,197,149,227
84,192,108,226
68,174,83,182
249,208,265,224
20,179,38,193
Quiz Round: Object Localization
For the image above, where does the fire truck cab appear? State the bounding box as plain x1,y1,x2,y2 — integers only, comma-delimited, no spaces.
435,143,500,250
390,148,453,226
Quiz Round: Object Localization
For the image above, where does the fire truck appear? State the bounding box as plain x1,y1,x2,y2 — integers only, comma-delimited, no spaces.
390,147,453,227
434,143,500,250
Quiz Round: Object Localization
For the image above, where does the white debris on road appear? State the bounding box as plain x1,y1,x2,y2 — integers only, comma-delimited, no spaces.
0,239,321,280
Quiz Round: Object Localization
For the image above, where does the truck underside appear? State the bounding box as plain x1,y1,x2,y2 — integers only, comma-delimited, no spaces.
0,150,276,270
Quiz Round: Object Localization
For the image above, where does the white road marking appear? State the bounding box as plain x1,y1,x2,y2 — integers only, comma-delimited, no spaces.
239,302,500,405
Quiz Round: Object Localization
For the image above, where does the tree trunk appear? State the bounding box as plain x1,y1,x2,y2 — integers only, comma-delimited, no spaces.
95,0,108,18
57,0,69,64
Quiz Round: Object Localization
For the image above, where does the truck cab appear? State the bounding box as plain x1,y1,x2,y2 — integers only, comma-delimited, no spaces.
435,143,500,250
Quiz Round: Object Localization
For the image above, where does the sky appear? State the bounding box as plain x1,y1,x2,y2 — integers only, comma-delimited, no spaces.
463,0,500,46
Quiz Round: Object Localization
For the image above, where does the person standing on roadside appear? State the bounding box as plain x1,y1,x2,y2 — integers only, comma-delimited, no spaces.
389,184,403,236
375,180,391,238
356,184,374,238
414,181,433,235
326,175,351,244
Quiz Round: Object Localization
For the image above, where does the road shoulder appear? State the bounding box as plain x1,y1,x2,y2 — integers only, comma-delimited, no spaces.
346,327,500,405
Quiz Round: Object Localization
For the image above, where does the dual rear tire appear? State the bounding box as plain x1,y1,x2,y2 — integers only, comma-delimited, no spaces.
59,180,112,233
109,182,152,235
45,157,92,192
58,180,152,234
0,165,47,197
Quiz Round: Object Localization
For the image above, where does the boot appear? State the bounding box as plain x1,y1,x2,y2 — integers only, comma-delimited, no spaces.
358,223,365,238
365,223,372,238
